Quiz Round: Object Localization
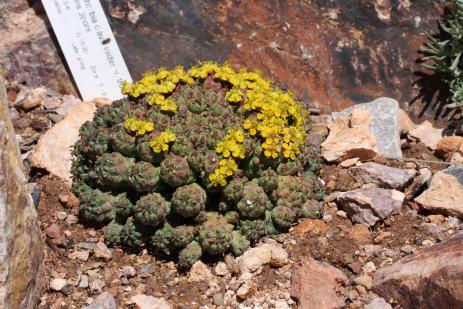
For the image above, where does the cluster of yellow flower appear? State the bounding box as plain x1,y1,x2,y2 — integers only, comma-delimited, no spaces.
121,61,307,186
149,130,176,153
122,66,194,112
124,117,154,135
243,87,307,160
215,129,246,159
208,158,238,187
147,94,177,112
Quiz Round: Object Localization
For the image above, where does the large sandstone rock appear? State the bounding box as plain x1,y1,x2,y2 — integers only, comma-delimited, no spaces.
31,100,108,184
351,162,416,190
321,109,378,162
372,232,463,309
337,188,404,226
291,258,347,309
415,171,463,218
0,78,44,308
332,98,402,158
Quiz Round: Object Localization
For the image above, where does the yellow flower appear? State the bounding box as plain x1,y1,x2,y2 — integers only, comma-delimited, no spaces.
150,130,176,153
123,117,154,136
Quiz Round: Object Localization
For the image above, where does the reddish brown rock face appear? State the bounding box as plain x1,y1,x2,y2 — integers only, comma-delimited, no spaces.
103,0,442,118
1,0,443,120
373,232,463,309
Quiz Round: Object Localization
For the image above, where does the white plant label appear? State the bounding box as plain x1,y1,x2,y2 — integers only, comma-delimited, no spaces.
42,0,132,101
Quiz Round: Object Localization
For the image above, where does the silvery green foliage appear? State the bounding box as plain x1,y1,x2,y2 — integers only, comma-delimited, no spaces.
421,0,463,114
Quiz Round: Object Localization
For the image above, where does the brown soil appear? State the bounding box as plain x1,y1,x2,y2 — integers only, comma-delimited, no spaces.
36,147,455,308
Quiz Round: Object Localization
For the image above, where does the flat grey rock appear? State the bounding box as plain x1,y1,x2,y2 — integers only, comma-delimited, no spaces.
351,162,416,190
337,188,404,226
333,97,402,159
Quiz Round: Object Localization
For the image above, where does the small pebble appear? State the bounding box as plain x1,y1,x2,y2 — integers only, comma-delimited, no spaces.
50,278,67,291
78,242,97,250
79,275,89,289
57,211,68,220
65,214,78,225
363,261,376,274
322,214,333,223
353,275,373,290
400,245,414,255
121,266,136,278
139,264,154,274
89,278,105,295
336,210,347,218
215,262,229,276
213,293,224,306
94,241,112,261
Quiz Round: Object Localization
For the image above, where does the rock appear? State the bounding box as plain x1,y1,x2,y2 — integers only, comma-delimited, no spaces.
337,188,404,226
213,293,224,306
139,264,154,274
267,243,290,267
321,109,378,162
422,223,445,235
351,162,416,190
55,95,82,116
57,211,67,220
94,241,112,261
130,294,172,309
365,297,393,309
442,166,463,185
340,157,360,168
361,244,383,258
65,214,78,225
43,97,62,110
83,292,117,309
79,275,89,289
427,214,445,225
400,244,414,254
408,121,443,150
237,245,272,274
353,275,373,290
45,223,62,239
332,98,402,158
48,113,64,124
50,278,67,292
363,261,377,274
121,266,136,278
399,109,416,134
68,250,89,261
0,78,44,308
188,261,213,283
14,87,47,110
290,258,348,309
415,172,463,218
8,107,19,121
31,100,109,184
89,278,105,295
348,224,372,245
436,136,463,161
372,232,463,309
214,262,229,276
236,282,257,300
322,214,333,223
450,152,463,164
236,243,287,274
